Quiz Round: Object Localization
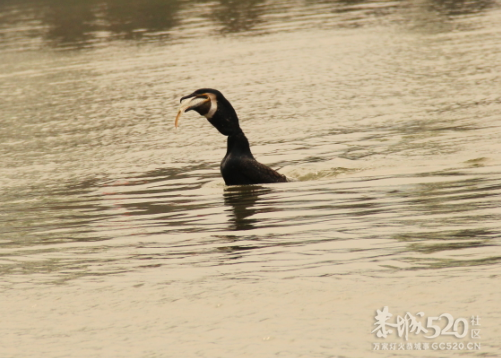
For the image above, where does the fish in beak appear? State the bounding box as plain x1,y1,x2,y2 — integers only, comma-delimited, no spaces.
175,92,215,127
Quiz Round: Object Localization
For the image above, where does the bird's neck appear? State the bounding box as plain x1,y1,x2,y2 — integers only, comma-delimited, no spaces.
226,131,254,158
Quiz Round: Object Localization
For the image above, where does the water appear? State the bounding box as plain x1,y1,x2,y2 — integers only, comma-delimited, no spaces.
1,0,501,356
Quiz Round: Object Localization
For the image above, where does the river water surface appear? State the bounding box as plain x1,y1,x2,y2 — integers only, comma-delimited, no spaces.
1,0,501,357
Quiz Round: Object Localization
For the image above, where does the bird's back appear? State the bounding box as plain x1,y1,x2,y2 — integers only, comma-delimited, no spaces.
221,152,287,185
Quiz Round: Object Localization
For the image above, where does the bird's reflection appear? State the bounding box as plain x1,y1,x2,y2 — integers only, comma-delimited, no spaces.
223,185,271,231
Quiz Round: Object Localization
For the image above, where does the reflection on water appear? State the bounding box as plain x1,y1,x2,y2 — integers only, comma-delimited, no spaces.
211,0,266,34
224,185,271,230
429,0,495,16
1,0,501,356
1,0,500,278
0,0,497,50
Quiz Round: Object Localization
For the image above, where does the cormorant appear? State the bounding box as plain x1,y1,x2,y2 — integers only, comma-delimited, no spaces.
175,88,287,186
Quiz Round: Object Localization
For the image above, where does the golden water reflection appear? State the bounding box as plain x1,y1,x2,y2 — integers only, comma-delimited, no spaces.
0,0,497,50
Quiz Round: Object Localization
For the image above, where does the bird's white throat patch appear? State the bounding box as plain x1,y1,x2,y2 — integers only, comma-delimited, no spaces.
204,93,217,119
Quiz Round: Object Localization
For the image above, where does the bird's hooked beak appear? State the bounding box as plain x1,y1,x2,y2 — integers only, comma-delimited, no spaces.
175,92,216,128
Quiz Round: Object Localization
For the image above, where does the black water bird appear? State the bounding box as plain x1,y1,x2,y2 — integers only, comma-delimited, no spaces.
175,88,287,186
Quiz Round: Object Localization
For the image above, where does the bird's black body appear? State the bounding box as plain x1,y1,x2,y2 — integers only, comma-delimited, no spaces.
221,132,287,185
179,88,287,186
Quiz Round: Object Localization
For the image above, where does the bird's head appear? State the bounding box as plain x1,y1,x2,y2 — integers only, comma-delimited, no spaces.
175,88,241,136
